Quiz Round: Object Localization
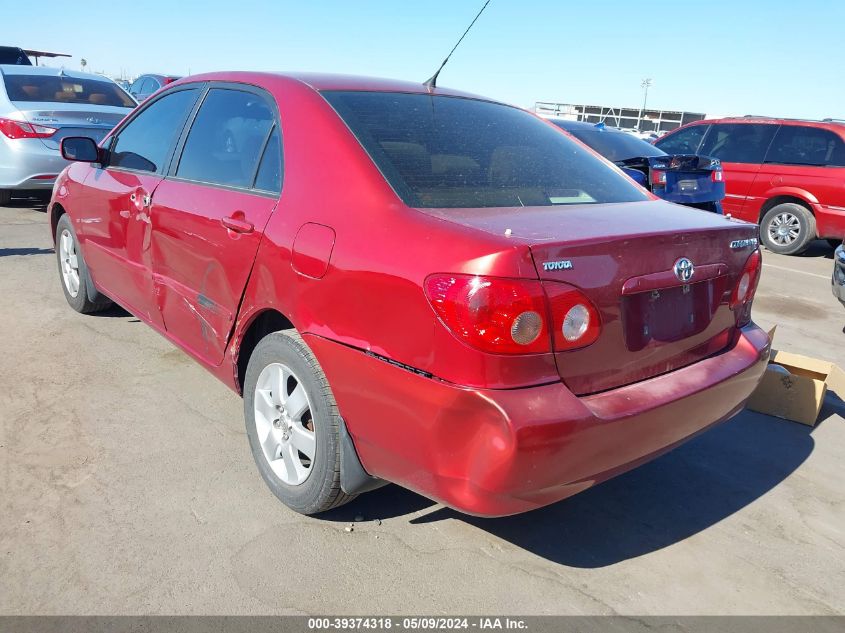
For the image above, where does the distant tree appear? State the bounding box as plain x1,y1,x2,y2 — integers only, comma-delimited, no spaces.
80,58,88,71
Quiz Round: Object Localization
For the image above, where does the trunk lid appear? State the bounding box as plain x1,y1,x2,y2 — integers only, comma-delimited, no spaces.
423,199,759,395
621,154,725,205
13,102,130,150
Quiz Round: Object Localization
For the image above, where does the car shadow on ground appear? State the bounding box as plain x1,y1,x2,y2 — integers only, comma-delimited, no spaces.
89,304,134,319
0,247,53,257
329,409,816,568
3,196,48,212
796,240,836,259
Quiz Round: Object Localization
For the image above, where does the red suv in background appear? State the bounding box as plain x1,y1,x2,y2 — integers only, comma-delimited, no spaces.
656,117,845,255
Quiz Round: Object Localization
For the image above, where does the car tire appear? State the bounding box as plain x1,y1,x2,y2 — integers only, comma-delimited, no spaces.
55,214,113,313
760,203,816,255
0,189,11,206
243,329,356,515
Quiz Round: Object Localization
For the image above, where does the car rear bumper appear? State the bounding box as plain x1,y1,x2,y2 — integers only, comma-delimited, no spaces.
0,137,66,189
812,203,845,239
305,323,770,517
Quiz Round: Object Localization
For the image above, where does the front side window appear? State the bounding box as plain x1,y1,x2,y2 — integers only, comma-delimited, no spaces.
176,88,275,189
654,125,708,155
110,88,200,173
698,123,777,164
323,92,648,209
766,126,845,167
3,74,135,108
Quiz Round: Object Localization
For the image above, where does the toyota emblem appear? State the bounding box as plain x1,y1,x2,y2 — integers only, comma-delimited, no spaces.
673,257,694,283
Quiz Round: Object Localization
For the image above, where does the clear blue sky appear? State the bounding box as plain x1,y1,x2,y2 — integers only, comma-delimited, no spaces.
11,0,844,119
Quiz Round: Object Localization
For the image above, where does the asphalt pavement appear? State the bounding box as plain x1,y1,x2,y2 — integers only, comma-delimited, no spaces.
1,199,843,615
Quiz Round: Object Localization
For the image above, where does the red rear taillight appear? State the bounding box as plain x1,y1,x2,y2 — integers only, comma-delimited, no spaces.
711,169,724,182
731,249,762,324
650,169,667,186
425,274,602,355
425,274,550,354
0,118,57,139
545,284,602,351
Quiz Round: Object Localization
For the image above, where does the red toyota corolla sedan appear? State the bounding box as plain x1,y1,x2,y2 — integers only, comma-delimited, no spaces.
49,72,770,517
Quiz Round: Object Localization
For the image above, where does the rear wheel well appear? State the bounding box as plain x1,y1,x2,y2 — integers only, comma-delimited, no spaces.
50,203,66,243
759,196,812,222
235,309,295,394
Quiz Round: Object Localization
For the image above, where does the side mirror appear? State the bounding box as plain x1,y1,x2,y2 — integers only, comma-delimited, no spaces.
61,137,100,163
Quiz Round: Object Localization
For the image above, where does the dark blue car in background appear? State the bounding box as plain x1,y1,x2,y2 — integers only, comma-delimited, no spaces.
551,119,725,213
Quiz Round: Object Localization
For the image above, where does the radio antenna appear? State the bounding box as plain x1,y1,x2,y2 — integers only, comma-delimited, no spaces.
424,0,492,89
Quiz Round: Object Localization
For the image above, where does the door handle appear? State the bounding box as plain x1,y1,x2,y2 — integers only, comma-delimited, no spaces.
221,215,254,234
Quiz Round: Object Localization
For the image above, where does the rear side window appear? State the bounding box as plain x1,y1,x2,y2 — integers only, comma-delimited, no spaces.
253,126,282,193
3,74,135,108
698,123,777,164
110,88,200,173
323,92,647,209
766,126,845,167
176,88,275,189
654,125,707,154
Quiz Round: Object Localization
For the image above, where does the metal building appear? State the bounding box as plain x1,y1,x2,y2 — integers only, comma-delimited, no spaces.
534,101,707,133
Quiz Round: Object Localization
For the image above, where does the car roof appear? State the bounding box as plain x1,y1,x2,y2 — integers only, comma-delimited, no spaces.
684,116,845,129
170,71,492,101
549,118,625,132
0,65,112,81
139,73,181,80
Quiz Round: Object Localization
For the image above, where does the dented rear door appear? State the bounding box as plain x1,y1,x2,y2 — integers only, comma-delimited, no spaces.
150,180,277,366
150,85,281,365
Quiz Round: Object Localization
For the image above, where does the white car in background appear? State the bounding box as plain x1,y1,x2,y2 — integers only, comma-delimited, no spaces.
0,65,136,206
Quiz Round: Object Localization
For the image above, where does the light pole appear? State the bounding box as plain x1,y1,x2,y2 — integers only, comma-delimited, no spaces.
638,78,653,131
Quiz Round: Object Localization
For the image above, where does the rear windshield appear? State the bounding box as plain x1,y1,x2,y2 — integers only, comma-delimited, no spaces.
3,74,135,108
323,91,648,208
559,126,666,162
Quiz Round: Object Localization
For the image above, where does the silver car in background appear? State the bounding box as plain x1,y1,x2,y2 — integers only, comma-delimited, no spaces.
0,65,136,206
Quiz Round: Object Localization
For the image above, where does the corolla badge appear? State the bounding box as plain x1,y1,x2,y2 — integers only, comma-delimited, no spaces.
673,257,695,282
730,238,758,250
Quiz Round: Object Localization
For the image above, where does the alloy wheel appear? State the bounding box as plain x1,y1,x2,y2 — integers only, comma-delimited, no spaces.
768,212,801,246
59,229,81,297
253,362,316,486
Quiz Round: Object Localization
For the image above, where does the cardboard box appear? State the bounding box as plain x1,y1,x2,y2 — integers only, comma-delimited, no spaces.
746,328,845,426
